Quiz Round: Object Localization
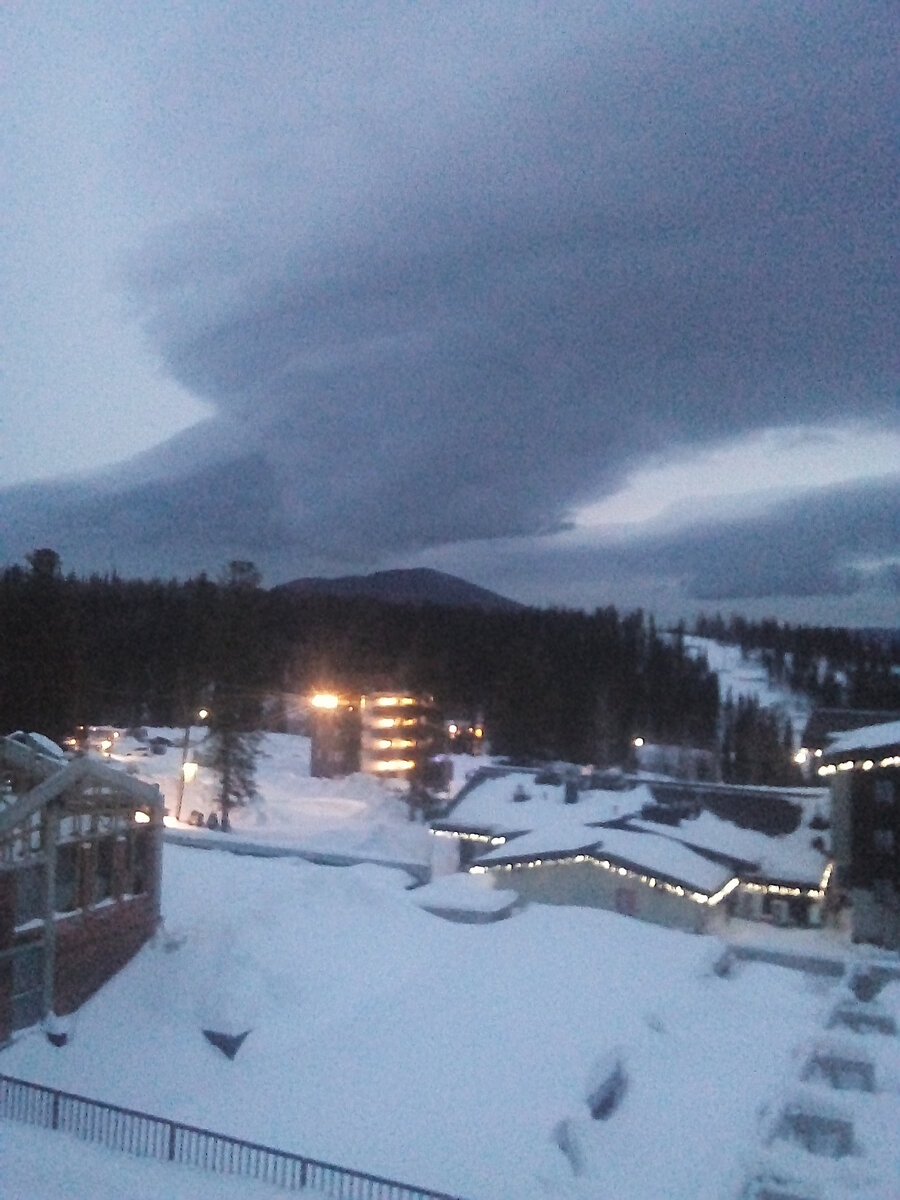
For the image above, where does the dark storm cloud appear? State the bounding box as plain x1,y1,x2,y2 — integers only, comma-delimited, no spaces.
3,2,898,600
613,476,900,601
411,475,900,622
124,2,896,555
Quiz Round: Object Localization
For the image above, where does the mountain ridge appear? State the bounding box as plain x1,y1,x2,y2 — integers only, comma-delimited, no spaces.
273,567,524,612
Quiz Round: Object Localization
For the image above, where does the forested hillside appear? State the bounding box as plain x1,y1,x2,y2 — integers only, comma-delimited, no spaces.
2,554,717,765
694,613,900,711
4,554,896,775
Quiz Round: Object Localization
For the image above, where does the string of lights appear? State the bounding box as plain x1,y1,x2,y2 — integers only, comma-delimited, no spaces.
818,755,900,776
468,852,833,907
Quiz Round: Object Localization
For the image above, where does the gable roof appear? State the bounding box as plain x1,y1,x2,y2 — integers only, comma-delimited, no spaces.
823,718,900,761
0,736,161,838
802,708,900,750
473,822,734,896
444,769,648,834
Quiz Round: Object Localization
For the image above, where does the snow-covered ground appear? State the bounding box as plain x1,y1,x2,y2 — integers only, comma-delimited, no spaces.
113,729,446,869
3,726,898,1198
3,1122,280,1200
5,842,897,1199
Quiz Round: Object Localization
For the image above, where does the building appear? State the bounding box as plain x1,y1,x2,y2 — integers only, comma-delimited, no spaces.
822,719,900,949
469,824,738,934
438,768,833,930
359,693,441,779
444,717,486,756
797,709,900,777
308,695,362,778
309,691,442,781
631,739,719,781
0,735,163,1045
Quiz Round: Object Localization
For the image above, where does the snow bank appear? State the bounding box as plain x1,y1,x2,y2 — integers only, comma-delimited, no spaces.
1,844,837,1200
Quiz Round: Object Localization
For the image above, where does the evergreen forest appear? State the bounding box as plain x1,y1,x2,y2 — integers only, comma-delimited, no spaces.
2,553,897,783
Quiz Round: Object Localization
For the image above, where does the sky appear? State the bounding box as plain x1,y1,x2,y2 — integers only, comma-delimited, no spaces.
2,2,898,625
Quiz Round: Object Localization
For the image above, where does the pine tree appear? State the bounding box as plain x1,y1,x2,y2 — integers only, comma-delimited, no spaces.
205,562,265,830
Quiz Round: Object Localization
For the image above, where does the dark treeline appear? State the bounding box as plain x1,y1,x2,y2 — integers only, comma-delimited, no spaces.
694,613,900,711
1,555,719,766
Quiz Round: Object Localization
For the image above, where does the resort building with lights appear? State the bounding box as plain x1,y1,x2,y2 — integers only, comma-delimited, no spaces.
796,708,900,780
822,719,900,949
435,768,833,931
0,735,163,1045
309,691,442,781
469,824,738,934
359,693,441,779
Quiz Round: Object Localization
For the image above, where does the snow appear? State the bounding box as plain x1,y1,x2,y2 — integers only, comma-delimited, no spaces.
3,725,898,1198
8,730,66,758
685,636,812,739
826,719,900,756
409,871,518,915
2,1122,280,1200
626,809,828,885
5,842,854,1200
447,771,649,832
112,730,434,870
476,823,735,894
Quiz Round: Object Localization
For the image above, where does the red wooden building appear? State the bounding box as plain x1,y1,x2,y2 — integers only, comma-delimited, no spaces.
0,736,163,1045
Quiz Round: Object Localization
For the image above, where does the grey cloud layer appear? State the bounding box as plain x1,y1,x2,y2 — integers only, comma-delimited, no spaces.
4,2,898,608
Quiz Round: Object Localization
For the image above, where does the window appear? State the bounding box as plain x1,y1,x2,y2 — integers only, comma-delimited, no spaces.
874,779,896,807
55,843,79,912
130,830,152,895
14,865,43,927
94,838,114,903
872,828,895,855
12,945,43,1031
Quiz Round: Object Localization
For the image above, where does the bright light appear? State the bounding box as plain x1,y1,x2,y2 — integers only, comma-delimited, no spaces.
374,758,416,772
374,696,416,707
794,749,809,765
134,811,150,824
633,737,644,748
448,723,458,735
814,749,823,757
311,693,340,710
100,739,112,752
373,717,397,729
182,761,198,783
474,728,483,739
163,815,178,828
198,708,209,721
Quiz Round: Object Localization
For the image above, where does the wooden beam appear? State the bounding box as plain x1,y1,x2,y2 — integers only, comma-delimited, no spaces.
42,804,58,1021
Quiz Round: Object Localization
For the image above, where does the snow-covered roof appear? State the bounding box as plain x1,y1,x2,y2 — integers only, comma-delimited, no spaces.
447,770,648,833
825,718,900,757
410,872,518,914
8,730,66,758
475,822,734,895
625,810,828,885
